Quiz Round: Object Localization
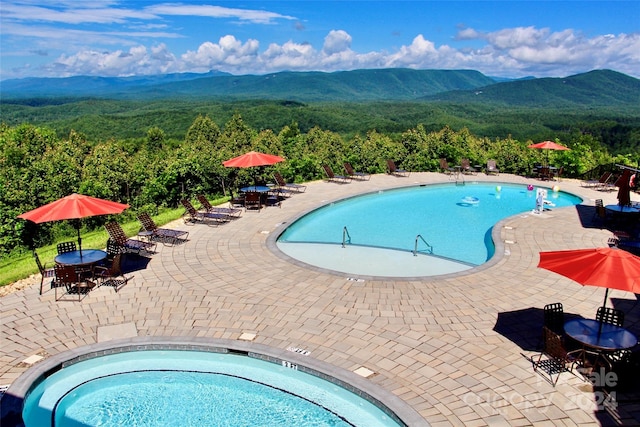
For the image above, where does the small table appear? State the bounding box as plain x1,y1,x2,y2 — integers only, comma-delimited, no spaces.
55,249,107,267
564,318,638,370
605,204,640,214
240,185,271,193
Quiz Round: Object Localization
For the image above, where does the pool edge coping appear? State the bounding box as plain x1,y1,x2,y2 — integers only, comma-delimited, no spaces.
266,180,581,281
1,337,429,427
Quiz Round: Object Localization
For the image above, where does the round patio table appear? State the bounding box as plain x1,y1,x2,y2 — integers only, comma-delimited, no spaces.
565,318,637,371
605,204,640,215
240,186,271,193
54,249,107,267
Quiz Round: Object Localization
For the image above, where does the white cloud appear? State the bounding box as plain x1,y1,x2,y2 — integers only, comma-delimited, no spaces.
6,26,640,79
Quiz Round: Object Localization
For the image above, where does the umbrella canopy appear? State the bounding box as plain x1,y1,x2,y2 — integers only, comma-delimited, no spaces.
527,141,570,151
18,193,130,254
538,247,640,307
615,169,632,207
223,151,284,168
527,141,570,166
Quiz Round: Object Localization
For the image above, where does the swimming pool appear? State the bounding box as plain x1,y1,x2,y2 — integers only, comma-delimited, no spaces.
13,340,420,427
276,182,582,277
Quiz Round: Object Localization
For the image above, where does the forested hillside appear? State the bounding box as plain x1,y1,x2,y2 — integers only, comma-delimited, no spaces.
1,68,639,259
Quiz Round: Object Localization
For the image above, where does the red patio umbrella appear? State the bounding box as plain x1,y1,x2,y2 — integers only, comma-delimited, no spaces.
538,247,640,308
528,140,570,166
223,151,285,188
222,151,284,168
18,193,130,256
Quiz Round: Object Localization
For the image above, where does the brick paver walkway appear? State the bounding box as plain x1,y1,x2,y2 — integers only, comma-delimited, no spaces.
2,172,639,426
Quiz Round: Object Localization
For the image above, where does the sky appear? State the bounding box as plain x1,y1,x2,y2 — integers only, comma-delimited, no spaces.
1,1,639,81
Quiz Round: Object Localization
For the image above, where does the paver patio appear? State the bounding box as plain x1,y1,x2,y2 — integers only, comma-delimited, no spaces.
1,172,639,426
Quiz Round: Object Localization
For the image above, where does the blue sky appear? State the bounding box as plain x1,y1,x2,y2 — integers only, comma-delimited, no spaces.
1,1,639,80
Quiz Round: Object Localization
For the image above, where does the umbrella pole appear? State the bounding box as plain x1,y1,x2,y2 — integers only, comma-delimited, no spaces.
76,221,83,259
602,288,610,309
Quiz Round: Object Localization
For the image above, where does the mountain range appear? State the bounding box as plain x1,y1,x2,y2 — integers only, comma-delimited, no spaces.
1,68,638,108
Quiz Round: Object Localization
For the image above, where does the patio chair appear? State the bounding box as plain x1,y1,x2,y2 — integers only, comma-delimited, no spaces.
595,306,624,327
54,263,96,301
229,190,245,208
387,160,410,177
196,195,242,218
533,326,579,386
543,303,565,335
243,191,262,211
180,199,230,224
57,241,77,255
460,158,477,175
104,221,156,254
33,250,56,295
582,171,610,188
593,199,609,223
343,162,370,180
438,158,455,175
273,171,306,193
137,212,190,245
322,164,350,183
93,253,128,292
486,160,500,175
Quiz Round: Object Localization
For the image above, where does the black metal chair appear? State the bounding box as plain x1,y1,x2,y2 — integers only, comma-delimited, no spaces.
56,241,77,254
33,251,56,295
596,306,624,327
543,303,564,335
533,326,579,386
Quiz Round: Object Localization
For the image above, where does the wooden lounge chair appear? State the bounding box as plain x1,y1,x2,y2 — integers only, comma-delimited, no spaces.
322,164,349,183
54,264,96,301
104,221,156,254
343,162,370,180
486,160,500,175
196,195,242,218
273,171,306,193
582,171,610,188
387,159,410,177
137,212,189,245
439,158,455,175
180,199,230,224
460,158,477,175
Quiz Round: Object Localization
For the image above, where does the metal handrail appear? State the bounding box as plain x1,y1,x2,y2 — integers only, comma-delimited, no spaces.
413,234,433,256
342,226,351,248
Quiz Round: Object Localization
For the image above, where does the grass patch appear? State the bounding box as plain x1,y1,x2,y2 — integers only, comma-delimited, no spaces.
0,207,188,288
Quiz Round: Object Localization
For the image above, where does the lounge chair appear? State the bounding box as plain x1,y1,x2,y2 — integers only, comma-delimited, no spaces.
386,160,410,177
343,162,370,180
322,164,350,183
104,221,156,254
93,253,128,292
137,212,190,245
180,199,230,224
460,158,477,175
54,264,96,301
33,250,56,295
273,171,306,193
439,158,455,175
196,195,242,219
581,171,610,188
486,160,500,175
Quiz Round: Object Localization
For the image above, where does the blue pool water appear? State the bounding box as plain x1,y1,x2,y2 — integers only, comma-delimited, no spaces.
22,350,402,427
277,183,582,268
